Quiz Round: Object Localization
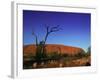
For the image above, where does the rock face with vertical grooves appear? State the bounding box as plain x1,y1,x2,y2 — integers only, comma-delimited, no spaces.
23,44,85,56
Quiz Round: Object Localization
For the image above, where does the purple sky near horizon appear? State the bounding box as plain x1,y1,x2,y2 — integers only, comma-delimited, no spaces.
23,10,91,51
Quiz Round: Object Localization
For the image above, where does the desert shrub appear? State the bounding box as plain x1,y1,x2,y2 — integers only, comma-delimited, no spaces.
48,52,61,60
23,53,36,69
74,49,86,58
61,54,69,58
83,53,90,57
23,53,35,61
76,52,83,56
87,46,91,54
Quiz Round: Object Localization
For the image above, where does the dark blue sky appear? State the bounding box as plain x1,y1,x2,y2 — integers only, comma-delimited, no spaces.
23,10,91,51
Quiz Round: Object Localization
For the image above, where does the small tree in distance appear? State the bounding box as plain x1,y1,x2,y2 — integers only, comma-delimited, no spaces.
87,46,91,54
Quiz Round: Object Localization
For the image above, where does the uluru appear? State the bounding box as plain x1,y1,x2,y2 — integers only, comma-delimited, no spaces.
23,44,85,56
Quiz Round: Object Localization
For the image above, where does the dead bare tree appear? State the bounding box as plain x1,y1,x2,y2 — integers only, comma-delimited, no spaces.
32,25,62,65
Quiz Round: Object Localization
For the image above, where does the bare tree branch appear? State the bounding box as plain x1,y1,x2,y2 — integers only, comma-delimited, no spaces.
32,31,38,46
44,24,49,33
44,25,62,44
50,25,61,32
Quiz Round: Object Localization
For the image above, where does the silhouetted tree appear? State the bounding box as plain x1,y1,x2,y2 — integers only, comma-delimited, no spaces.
87,46,91,54
32,25,62,64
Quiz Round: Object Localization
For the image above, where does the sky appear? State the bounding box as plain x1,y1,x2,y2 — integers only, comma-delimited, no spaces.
23,10,91,51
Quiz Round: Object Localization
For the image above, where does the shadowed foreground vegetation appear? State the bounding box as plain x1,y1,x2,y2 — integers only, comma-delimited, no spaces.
23,51,91,69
